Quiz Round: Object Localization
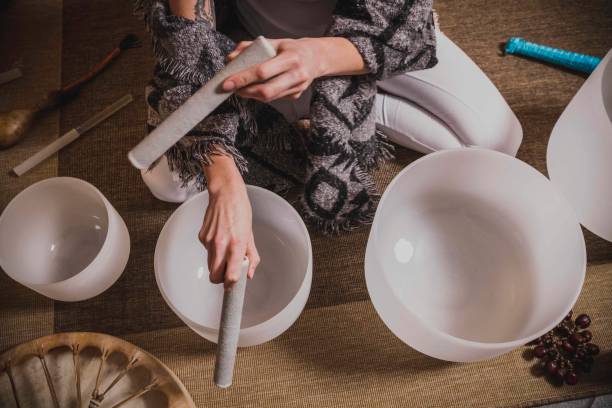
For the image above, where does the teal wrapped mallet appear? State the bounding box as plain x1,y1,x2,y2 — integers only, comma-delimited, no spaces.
503,37,601,74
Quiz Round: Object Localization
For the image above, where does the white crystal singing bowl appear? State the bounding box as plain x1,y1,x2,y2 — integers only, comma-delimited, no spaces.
547,48,612,242
0,177,130,301
366,148,586,362
155,185,312,347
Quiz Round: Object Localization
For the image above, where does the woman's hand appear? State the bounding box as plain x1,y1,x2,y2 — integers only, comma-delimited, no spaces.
199,155,260,289
223,37,368,102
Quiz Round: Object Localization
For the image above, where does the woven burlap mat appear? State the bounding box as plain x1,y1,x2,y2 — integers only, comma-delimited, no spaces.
1,0,611,406
0,0,61,348
122,264,612,408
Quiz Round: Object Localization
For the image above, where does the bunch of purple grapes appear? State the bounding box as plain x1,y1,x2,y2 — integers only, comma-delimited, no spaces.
527,311,600,385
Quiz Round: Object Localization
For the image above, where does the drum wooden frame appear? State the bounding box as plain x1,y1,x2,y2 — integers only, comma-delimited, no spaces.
0,332,196,408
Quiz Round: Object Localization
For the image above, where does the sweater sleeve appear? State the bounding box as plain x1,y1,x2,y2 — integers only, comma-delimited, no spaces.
327,0,438,80
138,0,253,187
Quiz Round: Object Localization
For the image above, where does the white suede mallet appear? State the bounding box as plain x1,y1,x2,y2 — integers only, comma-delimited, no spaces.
12,94,133,176
214,259,250,388
127,36,276,170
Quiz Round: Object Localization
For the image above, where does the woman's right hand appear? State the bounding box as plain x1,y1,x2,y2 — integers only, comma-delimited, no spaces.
199,155,260,289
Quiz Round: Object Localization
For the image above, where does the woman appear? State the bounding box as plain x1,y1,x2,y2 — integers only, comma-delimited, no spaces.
138,0,522,288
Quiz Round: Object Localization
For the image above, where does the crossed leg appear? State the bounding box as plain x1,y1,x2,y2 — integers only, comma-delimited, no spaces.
375,31,523,156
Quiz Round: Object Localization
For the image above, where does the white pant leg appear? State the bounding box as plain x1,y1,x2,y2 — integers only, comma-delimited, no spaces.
141,155,200,203
376,31,523,156
375,93,461,154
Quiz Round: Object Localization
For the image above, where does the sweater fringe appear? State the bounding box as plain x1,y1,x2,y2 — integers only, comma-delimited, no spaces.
165,138,249,190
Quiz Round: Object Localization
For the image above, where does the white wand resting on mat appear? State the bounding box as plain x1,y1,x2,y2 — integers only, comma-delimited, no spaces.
13,94,133,176
127,36,277,170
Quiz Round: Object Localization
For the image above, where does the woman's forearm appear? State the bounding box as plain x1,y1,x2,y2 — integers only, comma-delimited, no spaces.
317,37,369,77
169,0,197,19
169,0,215,22
203,154,244,195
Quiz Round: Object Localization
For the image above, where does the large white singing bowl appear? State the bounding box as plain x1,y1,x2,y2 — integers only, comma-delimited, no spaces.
548,48,612,242
0,177,130,301
155,185,312,347
366,149,586,362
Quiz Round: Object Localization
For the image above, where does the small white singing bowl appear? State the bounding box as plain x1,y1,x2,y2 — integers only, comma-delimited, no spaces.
155,185,312,347
366,148,586,362
0,177,130,301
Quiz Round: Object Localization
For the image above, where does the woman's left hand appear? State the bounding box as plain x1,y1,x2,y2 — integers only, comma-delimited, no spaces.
223,38,327,102
223,37,367,103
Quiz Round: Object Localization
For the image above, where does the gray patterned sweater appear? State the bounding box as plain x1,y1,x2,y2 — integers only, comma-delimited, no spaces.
137,0,437,233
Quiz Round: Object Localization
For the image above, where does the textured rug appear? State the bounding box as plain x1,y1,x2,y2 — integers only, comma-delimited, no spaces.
1,0,611,406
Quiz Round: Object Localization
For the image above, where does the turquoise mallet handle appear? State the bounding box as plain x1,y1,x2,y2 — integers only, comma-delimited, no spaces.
504,37,601,74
